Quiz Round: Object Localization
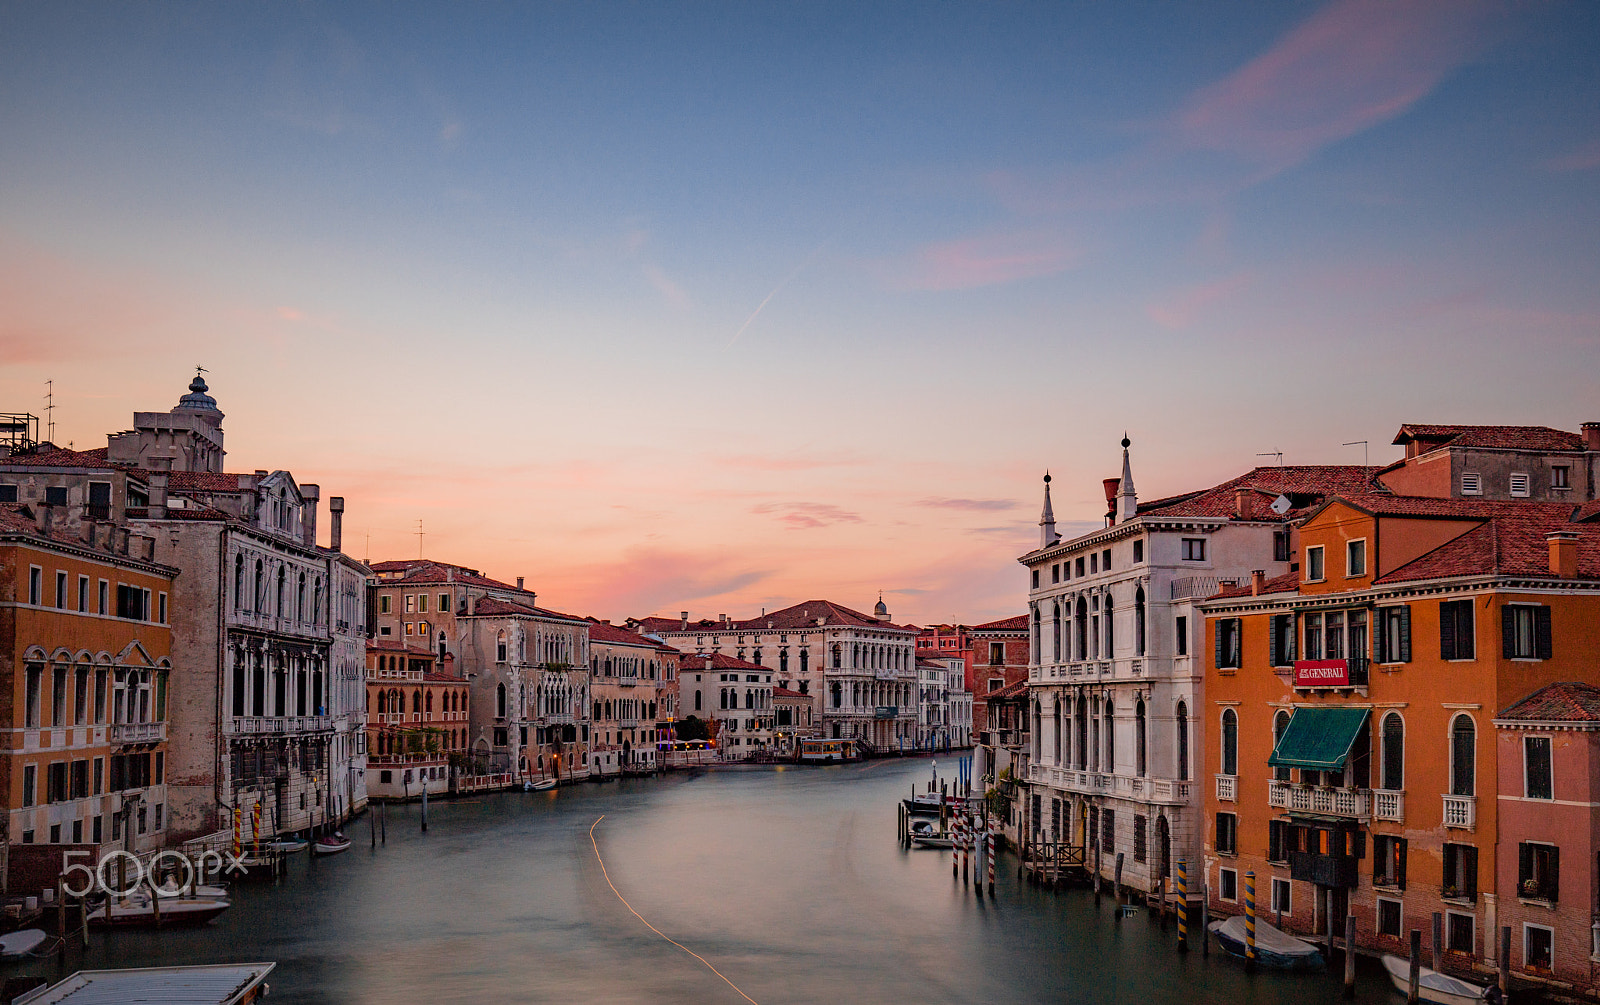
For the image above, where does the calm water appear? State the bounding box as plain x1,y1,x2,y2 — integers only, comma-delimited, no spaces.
15,759,1401,1004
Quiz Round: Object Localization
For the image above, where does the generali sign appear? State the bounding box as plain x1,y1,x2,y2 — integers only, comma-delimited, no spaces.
1293,659,1350,687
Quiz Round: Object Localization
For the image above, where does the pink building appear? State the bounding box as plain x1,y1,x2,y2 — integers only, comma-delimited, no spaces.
1494,682,1600,995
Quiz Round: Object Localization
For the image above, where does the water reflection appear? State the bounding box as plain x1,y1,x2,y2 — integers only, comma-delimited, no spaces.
12,760,1398,1004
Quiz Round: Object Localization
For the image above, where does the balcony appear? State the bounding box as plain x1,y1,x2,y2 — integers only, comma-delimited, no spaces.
1372,789,1404,821
1290,851,1359,888
231,715,334,735
1268,780,1372,819
1442,794,1476,829
1216,774,1237,802
109,721,166,744
1149,779,1192,804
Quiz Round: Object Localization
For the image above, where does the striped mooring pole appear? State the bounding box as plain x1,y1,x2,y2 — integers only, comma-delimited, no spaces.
1176,859,1189,952
952,814,960,879
986,829,996,895
251,800,262,854
231,803,242,859
962,816,971,887
1245,871,1258,963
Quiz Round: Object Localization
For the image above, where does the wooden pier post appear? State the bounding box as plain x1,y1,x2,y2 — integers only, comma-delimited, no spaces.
1499,926,1511,996
1115,852,1125,909
1344,915,1357,998
56,877,66,952
421,783,429,833
1176,860,1189,953
381,800,387,845
1408,929,1422,1004
1431,912,1442,973
1201,884,1210,957
1244,871,1257,969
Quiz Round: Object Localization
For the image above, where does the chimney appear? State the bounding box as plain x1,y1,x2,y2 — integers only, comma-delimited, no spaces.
300,483,319,548
681,611,689,630
1548,530,1579,578
34,503,53,536
328,496,344,552
516,577,525,590
1102,478,1120,524
1582,422,1600,451
149,470,169,519
1235,488,1255,521
1251,570,1267,596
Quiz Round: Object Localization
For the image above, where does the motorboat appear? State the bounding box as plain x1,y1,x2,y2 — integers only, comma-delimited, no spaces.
910,834,957,850
312,832,352,856
1208,916,1326,970
88,891,231,928
1381,954,1491,1005
908,818,937,838
0,929,48,960
527,778,557,792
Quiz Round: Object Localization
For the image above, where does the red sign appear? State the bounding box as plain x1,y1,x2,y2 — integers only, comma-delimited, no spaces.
1294,659,1350,687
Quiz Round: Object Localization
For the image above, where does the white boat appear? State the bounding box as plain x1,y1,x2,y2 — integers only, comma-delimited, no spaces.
14,962,274,1005
263,838,308,854
1208,916,1325,970
0,929,47,960
312,833,352,856
88,892,231,928
528,778,557,791
911,834,957,850
1381,954,1490,1005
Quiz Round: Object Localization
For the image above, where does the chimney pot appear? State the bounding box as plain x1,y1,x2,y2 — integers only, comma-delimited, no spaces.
681,611,689,630
1251,569,1267,596
1583,422,1600,452
1547,530,1580,578
1102,478,1120,522
516,577,525,590
329,496,344,553
1235,488,1255,521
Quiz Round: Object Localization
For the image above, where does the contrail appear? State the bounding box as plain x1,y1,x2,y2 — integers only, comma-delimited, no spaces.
727,238,832,347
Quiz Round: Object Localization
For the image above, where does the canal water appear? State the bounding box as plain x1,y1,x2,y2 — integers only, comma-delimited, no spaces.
13,758,1403,1004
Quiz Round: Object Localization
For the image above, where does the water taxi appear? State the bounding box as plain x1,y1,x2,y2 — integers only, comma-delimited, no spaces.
799,738,859,763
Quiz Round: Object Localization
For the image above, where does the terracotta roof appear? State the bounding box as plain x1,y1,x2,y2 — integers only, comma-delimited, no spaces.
1377,506,1600,583
773,687,810,699
987,680,1029,701
1211,570,1299,599
150,505,231,521
0,504,94,546
370,560,522,591
971,614,1028,632
367,640,436,655
676,652,768,672
466,596,589,623
1498,682,1600,722
586,619,664,647
166,470,244,492
1393,424,1585,453
0,446,117,469
1575,501,1600,523
1136,465,1380,522
649,600,916,634
422,671,465,684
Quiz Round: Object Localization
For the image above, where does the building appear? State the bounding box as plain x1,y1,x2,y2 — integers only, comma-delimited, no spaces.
967,614,1028,733
980,679,1031,846
1020,438,1379,897
586,619,677,776
916,656,972,751
1493,682,1600,995
365,642,468,800
634,599,918,751
0,504,175,863
772,687,815,754
1197,427,1599,978
325,521,371,820
675,652,773,757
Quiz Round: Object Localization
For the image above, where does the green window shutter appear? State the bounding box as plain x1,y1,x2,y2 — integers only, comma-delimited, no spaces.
1373,610,1387,662
1214,622,1225,670
1268,616,1280,666
1287,615,1297,661
1397,606,1411,663
1502,606,1516,659
1535,606,1552,660
1439,601,1456,661
1458,603,1475,660
1464,845,1478,899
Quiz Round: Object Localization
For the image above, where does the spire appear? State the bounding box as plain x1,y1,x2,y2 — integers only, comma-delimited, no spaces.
1116,434,1137,523
1039,472,1060,548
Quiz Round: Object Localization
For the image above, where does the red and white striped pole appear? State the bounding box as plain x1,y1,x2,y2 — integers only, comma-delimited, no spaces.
987,828,996,895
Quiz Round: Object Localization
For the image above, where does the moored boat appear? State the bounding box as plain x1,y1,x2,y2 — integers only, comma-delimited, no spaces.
0,929,48,960
312,832,352,856
1381,954,1490,1005
13,962,274,1004
528,778,557,791
910,834,957,850
1208,916,1325,970
88,892,231,928
263,838,308,854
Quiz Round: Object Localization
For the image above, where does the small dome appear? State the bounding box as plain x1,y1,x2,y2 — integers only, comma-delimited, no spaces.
175,371,219,413
874,595,889,617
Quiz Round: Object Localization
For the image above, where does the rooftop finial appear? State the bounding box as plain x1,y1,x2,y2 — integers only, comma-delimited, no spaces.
1116,435,1137,523
1039,470,1059,548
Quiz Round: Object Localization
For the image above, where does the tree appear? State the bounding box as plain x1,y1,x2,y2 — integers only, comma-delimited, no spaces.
676,715,710,741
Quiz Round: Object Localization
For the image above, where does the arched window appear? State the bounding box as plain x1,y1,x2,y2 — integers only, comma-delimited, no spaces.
496,682,507,719
1135,700,1147,777
1104,699,1115,771
1104,596,1115,657
297,572,306,621
1031,607,1040,664
1274,710,1292,781
1031,700,1042,762
438,631,447,660
1051,602,1061,663
1135,586,1146,656
234,555,244,610
1075,597,1089,661
254,559,264,610
830,681,842,709
779,650,789,673
1381,712,1404,790
276,566,286,616
496,632,508,663
425,691,433,714
1221,708,1238,776
831,645,842,669
1052,697,1062,764
719,689,728,710
313,578,323,624
1175,701,1189,780
412,690,422,714
799,649,809,672
1076,694,1089,769
1450,714,1475,796
694,690,702,711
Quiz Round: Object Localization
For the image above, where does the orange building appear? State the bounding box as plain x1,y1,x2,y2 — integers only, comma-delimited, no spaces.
0,504,175,863
364,642,469,800
1201,478,1600,977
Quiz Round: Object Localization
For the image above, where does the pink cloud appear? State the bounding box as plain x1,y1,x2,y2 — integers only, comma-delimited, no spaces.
715,452,868,472
1176,0,1493,173
750,502,864,530
888,231,1078,291
1545,139,1600,173
1147,271,1254,330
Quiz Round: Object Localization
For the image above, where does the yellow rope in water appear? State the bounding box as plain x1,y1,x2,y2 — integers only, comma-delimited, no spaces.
589,815,760,1005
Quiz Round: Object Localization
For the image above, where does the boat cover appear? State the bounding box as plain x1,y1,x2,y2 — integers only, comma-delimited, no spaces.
1211,915,1322,958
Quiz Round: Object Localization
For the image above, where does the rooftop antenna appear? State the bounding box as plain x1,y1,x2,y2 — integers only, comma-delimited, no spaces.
1256,450,1283,467
416,519,425,559
44,380,55,445
1343,440,1369,468
365,531,370,566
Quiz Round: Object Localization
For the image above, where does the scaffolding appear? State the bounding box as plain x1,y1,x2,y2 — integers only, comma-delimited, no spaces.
0,413,39,456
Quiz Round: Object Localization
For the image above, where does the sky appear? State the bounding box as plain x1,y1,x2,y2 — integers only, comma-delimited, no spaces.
2,1,1598,626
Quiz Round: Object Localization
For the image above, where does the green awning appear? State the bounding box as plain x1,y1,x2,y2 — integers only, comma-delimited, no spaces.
1268,707,1369,771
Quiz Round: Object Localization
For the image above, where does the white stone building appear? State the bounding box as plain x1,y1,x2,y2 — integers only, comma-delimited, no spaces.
674,652,774,757
1019,439,1375,894
916,656,972,751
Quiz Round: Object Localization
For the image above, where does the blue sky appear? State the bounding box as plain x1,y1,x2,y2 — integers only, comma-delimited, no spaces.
3,0,1597,622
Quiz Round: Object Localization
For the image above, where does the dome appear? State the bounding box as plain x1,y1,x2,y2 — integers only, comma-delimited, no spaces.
176,372,219,413
874,595,889,617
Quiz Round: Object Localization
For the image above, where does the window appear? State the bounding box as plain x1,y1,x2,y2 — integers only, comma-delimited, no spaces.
1102,548,1110,571
379,595,392,614
1460,472,1482,495
1089,553,1097,574
989,643,1005,666
1269,614,1295,666
1133,815,1147,862
24,665,42,728
45,486,67,506
76,574,88,612
28,566,41,605
0,484,14,502
1215,618,1241,669
1442,843,1478,902
158,593,167,624
418,594,428,614
440,593,450,612
1273,531,1290,562
1377,898,1402,938
1221,709,1238,776
1175,616,1188,656
1525,924,1554,972
1518,842,1559,902
1305,545,1325,581
1271,877,1291,916
1219,867,1238,902
1451,715,1475,796
1031,569,1039,589
1100,808,1114,852
1509,472,1530,498
1502,604,1551,660
1346,539,1366,577
1075,557,1085,577
1273,710,1292,781
405,595,415,613
1380,712,1404,791
1268,820,1288,862
54,571,67,608
21,765,36,807
1445,912,1474,954
1551,466,1570,490
98,580,108,615
1175,702,1188,780
1135,701,1146,777
1524,736,1553,799
1182,538,1206,562
116,585,148,621
1376,605,1410,663
1133,540,1144,563
47,761,67,803
1439,600,1474,660
1374,835,1407,888
1051,564,1060,583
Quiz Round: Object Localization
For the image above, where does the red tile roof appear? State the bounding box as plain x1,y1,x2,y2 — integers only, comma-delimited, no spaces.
676,652,768,672
0,446,116,469
466,596,589,623
987,680,1029,701
366,640,436,655
586,619,668,648
166,470,244,492
642,600,915,634
1136,465,1380,522
971,614,1028,632
0,504,95,546
1393,424,1585,453
422,671,466,684
1498,682,1600,722
370,559,522,591
1211,569,1300,599
773,687,811,699
1377,504,1599,584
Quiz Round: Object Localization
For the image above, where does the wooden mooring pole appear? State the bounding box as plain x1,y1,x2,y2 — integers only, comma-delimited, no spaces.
1499,926,1511,997
1431,912,1442,973
1408,929,1422,1004
1344,915,1357,998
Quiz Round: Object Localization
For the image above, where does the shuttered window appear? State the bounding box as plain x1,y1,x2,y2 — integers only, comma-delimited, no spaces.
1215,618,1242,669
1502,605,1551,660
1439,599,1475,660
1374,605,1410,663
1451,715,1475,796
1381,712,1405,791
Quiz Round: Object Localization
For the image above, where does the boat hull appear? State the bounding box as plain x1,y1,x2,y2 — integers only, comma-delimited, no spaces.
1209,918,1325,971
89,898,231,928
312,840,351,856
1381,954,1489,1005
